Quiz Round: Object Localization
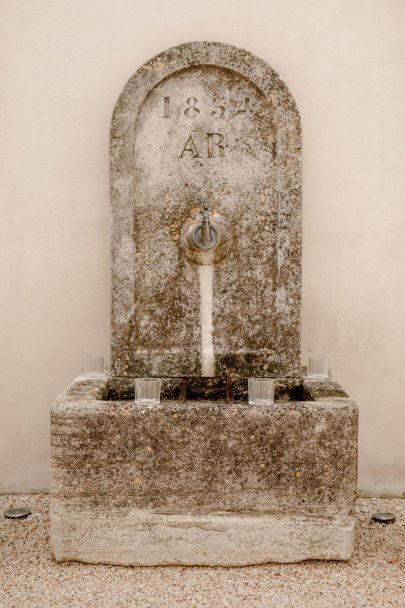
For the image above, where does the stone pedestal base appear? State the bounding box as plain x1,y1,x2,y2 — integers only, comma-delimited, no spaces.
51,505,355,566
50,376,358,565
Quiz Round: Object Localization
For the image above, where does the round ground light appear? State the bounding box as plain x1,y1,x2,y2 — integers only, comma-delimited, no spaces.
371,512,396,524
3,507,31,519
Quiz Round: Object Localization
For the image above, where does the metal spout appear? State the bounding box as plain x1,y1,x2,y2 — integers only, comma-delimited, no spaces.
201,201,212,246
191,200,219,251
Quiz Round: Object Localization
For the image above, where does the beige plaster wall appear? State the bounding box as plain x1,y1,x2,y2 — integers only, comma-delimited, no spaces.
1,0,404,495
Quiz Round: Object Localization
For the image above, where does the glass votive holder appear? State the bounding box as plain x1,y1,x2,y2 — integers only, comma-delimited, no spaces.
134,378,161,406
307,356,329,379
83,355,105,376
248,378,274,405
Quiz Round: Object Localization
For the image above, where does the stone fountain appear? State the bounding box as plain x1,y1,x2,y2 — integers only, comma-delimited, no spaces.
50,42,358,565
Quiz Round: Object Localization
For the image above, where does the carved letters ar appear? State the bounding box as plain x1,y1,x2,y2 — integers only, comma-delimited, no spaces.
180,133,226,158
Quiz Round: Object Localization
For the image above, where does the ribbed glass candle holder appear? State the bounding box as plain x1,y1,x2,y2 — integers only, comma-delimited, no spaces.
248,378,274,405
307,356,329,379
83,355,105,376
134,378,161,405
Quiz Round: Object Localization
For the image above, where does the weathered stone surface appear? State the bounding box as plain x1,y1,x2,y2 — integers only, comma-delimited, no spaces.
51,506,355,566
50,374,358,565
111,41,302,380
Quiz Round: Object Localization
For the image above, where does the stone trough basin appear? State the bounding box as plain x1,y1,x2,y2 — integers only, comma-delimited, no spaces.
50,374,358,566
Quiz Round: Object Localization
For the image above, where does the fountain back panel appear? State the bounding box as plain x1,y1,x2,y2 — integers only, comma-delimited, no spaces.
110,42,301,384
50,42,358,566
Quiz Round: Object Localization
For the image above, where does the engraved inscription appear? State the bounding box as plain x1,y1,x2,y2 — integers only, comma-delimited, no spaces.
180,135,201,158
165,95,249,159
179,133,226,159
163,97,251,118
184,97,200,118
207,133,226,158
235,97,250,115
163,96,170,118
211,98,225,119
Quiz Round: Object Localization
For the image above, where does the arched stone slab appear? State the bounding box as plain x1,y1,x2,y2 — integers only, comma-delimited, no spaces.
110,41,302,379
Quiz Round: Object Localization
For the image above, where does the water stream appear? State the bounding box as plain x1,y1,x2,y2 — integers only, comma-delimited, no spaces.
198,264,215,377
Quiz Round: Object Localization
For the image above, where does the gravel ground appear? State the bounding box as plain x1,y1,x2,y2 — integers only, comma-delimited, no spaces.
0,495,404,608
